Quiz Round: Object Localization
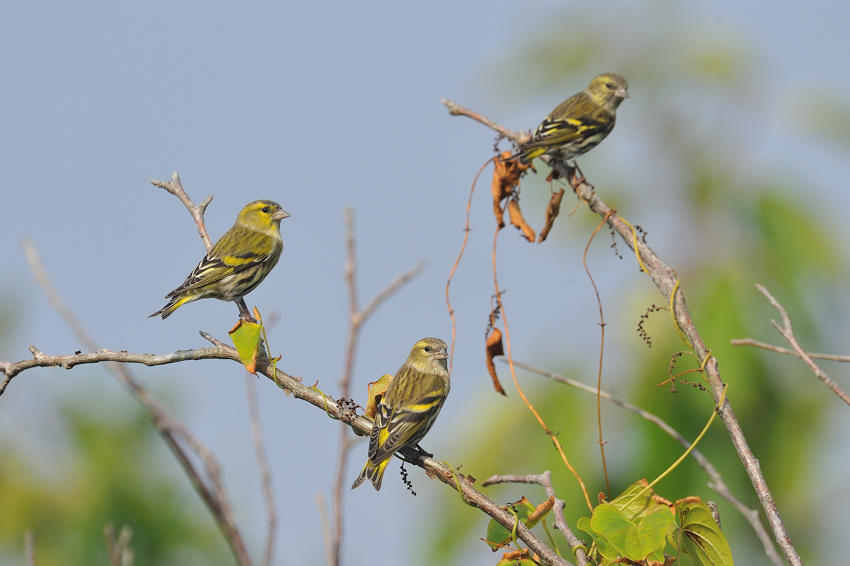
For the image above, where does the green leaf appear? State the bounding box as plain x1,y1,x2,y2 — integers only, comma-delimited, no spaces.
590,503,637,560
582,484,677,562
609,481,655,518
229,319,264,374
485,498,535,551
676,499,734,566
628,505,674,560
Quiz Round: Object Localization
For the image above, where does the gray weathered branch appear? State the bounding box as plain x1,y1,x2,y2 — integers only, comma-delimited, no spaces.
442,99,801,566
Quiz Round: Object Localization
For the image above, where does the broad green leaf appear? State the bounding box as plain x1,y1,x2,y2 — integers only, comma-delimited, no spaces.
590,503,637,560
676,499,734,566
585,485,677,563
229,319,264,374
626,505,674,560
485,498,535,551
576,516,596,544
609,480,655,518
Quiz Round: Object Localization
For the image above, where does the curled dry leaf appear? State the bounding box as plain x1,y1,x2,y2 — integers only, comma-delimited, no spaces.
508,199,536,242
485,327,507,396
496,549,538,566
526,496,555,526
653,494,676,514
538,188,566,243
365,374,393,419
491,151,531,228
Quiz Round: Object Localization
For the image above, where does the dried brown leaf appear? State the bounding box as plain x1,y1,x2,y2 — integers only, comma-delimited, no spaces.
365,374,393,419
491,152,530,228
485,327,507,396
538,188,566,243
526,495,555,526
655,494,677,513
508,199,535,242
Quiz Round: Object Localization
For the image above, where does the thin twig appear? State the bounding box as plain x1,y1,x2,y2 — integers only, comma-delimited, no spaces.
583,210,615,499
441,99,529,143
731,338,850,362
491,198,593,512
104,524,134,566
24,529,37,566
315,493,334,566
246,375,277,566
330,208,427,566
150,172,213,251
754,284,850,406
16,240,253,566
445,158,491,374
482,472,589,566
443,98,802,566
505,358,783,566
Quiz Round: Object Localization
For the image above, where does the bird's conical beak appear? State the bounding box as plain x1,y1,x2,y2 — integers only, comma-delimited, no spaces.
436,346,449,360
274,209,291,221
617,88,629,99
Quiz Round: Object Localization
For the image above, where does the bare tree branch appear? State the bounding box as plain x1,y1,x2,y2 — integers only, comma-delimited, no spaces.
24,529,37,566
1,332,569,565
442,98,802,566
1,345,232,385
731,338,850,363
328,208,427,566
150,172,213,251
747,284,850,406
246,375,276,566
482,471,589,566
104,524,134,566
12,239,254,566
505,358,784,566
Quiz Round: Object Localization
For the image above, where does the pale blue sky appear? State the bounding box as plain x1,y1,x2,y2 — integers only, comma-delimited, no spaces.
2,1,849,564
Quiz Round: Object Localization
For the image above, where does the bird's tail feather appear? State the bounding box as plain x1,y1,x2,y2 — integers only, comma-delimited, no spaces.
149,295,191,319
351,458,390,491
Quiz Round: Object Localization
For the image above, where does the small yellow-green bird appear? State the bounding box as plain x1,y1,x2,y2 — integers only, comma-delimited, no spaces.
150,200,290,320
510,73,629,165
352,337,450,491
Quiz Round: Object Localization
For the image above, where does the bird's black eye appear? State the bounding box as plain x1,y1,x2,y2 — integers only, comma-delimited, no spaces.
424,346,431,353
262,206,270,213
606,83,614,89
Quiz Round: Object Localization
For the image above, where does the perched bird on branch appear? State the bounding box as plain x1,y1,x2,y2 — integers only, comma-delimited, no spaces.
352,337,451,491
508,73,629,165
150,200,290,320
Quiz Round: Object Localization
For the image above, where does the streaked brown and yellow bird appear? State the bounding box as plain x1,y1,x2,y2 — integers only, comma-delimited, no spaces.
352,337,450,491
150,200,290,320
509,73,629,165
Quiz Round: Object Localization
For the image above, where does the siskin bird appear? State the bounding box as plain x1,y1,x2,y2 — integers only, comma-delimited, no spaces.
352,337,450,491
509,73,629,165
150,200,290,320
